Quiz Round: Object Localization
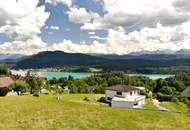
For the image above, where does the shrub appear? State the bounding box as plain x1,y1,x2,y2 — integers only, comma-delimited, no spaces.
97,97,106,103
0,66,10,76
33,93,39,97
0,87,9,96
44,92,49,95
84,97,90,101
171,97,179,102
180,98,189,104
9,81,29,95
156,92,172,101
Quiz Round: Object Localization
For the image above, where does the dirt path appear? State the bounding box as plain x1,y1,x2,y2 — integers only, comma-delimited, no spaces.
152,99,171,111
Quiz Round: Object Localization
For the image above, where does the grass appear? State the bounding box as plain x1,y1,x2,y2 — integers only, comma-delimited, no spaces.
144,98,158,109
0,94,190,130
161,102,189,113
0,75,8,78
161,101,190,123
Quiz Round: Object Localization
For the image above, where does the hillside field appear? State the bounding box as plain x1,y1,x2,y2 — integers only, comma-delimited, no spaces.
0,94,190,130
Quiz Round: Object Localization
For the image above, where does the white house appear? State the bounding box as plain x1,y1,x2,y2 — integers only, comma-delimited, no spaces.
105,85,145,108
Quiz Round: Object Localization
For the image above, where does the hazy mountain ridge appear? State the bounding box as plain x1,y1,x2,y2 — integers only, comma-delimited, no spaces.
8,51,190,74
13,51,109,69
94,49,190,60
0,54,24,61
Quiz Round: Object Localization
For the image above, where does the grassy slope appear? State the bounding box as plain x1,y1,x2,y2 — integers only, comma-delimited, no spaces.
161,102,189,113
0,94,190,130
144,98,158,109
161,102,190,122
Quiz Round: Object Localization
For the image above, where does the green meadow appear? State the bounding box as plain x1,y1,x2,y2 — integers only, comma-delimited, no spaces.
0,94,190,130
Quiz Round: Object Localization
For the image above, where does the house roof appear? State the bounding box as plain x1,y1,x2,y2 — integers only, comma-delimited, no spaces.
182,87,190,97
0,77,13,88
105,84,139,92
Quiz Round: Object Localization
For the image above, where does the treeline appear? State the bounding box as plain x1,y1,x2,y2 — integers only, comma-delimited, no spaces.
49,72,190,103
49,73,155,93
155,73,190,103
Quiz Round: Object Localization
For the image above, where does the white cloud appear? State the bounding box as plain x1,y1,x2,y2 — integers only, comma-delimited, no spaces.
1,0,190,55
88,32,95,35
0,0,50,40
46,0,72,7
89,35,105,40
0,0,50,55
1,22,190,55
80,0,190,30
67,7,100,24
0,36,47,55
49,26,60,30
46,23,190,55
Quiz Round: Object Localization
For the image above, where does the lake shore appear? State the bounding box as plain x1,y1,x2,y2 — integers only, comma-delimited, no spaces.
11,69,175,80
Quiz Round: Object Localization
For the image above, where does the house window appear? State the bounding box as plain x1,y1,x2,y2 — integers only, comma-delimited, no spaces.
130,91,132,96
116,91,122,95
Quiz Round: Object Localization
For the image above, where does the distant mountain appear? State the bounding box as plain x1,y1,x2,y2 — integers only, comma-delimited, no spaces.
10,50,190,74
128,49,190,55
94,49,190,60
176,49,190,55
13,51,109,69
0,54,24,61
128,50,175,56
95,54,179,60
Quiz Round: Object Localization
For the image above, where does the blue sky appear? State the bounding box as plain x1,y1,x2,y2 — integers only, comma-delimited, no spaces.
40,0,106,44
0,0,190,55
0,0,107,44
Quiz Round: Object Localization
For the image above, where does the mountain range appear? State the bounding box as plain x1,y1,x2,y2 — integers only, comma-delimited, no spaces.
1,50,190,74
13,51,109,69
1,49,190,61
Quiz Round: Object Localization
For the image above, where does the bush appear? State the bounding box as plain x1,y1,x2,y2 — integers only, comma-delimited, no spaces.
84,97,90,101
9,81,29,95
180,98,189,104
44,92,49,95
171,97,179,102
156,92,172,101
97,97,106,103
0,66,10,76
33,93,39,97
0,87,9,96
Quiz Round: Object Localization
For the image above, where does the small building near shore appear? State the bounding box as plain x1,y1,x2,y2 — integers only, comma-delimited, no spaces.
105,85,145,108
0,77,13,96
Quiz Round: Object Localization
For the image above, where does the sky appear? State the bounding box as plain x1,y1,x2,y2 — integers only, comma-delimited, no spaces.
0,0,190,55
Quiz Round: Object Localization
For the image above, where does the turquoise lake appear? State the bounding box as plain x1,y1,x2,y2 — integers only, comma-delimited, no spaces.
128,74,175,80
37,71,92,79
11,70,175,80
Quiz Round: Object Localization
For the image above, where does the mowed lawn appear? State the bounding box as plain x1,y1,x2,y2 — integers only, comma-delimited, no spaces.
0,94,190,130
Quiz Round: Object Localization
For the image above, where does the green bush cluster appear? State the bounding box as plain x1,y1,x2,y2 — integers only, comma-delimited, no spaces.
0,87,9,96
